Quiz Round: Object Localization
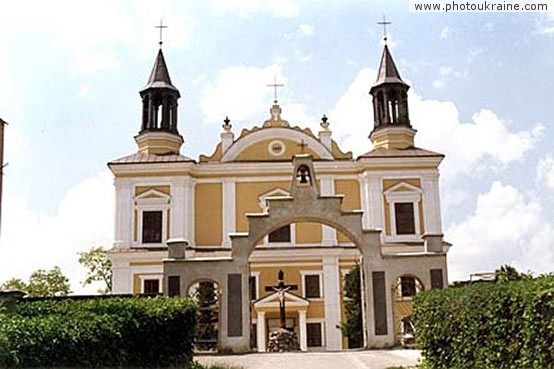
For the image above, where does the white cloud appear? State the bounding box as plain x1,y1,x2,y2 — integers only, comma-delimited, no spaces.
0,171,114,294
447,181,554,281
432,79,446,89
298,23,314,37
211,0,299,18
537,154,554,190
200,65,286,123
439,66,453,76
330,68,543,183
439,26,451,39
71,49,121,75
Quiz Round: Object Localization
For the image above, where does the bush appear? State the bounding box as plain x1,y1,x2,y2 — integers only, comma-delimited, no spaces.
413,275,554,369
0,296,196,368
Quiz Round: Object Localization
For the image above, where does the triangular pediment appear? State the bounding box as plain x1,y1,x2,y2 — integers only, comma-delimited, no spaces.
384,182,422,195
135,189,171,204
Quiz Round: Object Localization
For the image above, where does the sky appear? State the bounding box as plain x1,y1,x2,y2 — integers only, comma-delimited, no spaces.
0,0,553,293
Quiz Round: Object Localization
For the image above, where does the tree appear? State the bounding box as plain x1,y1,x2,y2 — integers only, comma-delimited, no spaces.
26,266,71,297
341,265,363,348
195,281,219,351
78,246,112,293
495,264,531,283
0,278,27,292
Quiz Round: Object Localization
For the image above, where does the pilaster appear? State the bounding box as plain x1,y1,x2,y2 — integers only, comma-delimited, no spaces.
222,178,236,248
322,255,342,350
114,178,133,248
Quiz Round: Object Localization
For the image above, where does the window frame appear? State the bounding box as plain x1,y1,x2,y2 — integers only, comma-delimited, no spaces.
250,271,260,301
139,274,163,294
134,189,170,248
301,270,323,300
384,182,422,242
306,319,325,347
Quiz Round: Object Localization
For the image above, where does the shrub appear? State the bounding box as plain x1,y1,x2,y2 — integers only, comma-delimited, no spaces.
0,296,196,368
413,275,554,369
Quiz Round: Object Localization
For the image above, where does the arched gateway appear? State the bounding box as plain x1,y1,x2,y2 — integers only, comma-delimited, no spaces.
163,155,447,353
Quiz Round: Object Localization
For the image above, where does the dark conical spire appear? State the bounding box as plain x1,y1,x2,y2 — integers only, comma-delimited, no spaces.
373,44,408,87
142,49,179,93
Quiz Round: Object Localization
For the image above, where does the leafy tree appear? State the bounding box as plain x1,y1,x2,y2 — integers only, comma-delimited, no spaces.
0,278,27,292
341,265,363,348
26,266,70,297
78,246,112,293
495,264,531,283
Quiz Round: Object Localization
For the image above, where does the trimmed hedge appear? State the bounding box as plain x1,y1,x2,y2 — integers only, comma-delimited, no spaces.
413,275,554,369
0,296,196,368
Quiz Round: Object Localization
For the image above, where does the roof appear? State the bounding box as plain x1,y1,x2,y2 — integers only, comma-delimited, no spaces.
108,152,194,165
373,44,408,87
358,147,444,159
141,49,179,93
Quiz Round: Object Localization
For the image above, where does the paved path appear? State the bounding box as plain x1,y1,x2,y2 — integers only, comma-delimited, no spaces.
196,349,420,369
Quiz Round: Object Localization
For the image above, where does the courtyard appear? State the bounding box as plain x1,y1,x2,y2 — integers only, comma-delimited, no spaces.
195,349,421,369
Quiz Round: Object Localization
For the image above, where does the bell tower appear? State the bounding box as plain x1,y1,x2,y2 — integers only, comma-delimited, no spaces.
135,47,183,155
369,44,415,150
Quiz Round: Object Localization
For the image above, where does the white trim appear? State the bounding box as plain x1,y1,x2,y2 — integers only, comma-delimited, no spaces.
305,319,326,348
298,309,308,351
300,270,324,299
250,271,260,301
258,187,290,213
135,189,171,247
221,127,333,162
268,139,286,156
139,274,163,293
257,311,266,352
384,182,422,243
320,178,337,246
322,255,342,350
222,178,236,248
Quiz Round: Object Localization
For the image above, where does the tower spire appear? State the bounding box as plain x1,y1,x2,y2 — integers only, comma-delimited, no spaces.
368,22,414,150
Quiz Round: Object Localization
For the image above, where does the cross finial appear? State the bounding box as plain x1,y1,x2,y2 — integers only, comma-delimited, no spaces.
155,19,168,47
298,140,308,154
377,15,391,43
266,74,285,103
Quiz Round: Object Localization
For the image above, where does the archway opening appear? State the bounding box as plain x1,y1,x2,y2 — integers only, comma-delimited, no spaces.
391,275,424,347
188,280,221,352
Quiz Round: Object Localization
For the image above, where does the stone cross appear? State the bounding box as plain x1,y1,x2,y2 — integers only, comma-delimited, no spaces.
265,270,298,328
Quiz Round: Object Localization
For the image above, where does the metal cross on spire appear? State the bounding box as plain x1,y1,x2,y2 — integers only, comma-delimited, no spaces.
267,74,285,103
155,19,168,47
377,14,391,43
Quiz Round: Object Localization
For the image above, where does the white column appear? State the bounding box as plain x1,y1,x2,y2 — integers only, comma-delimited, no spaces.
257,311,266,352
111,260,132,293
114,178,133,248
184,178,195,246
298,309,308,351
323,256,342,350
364,172,384,231
170,179,186,240
222,178,236,248
422,172,442,235
320,178,337,246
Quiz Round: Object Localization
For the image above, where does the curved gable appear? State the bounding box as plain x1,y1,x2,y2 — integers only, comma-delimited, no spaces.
221,127,334,162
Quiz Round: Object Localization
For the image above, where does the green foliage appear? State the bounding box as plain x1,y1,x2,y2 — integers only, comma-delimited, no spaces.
78,246,112,293
494,264,531,283
25,266,71,297
340,265,363,348
414,275,554,369
0,278,27,292
0,296,197,368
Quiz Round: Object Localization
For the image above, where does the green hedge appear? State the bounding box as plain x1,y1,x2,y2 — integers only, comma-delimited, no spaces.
413,275,554,369
0,296,196,368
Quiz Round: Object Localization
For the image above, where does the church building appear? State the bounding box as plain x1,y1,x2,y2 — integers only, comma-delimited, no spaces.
108,41,450,352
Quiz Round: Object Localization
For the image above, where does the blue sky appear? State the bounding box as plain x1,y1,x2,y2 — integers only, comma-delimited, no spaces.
1,0,553,292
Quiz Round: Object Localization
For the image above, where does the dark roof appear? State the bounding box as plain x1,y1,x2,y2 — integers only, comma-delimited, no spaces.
109,152,194,165
373,45,408,87
358,147,444,159
141,49,179,92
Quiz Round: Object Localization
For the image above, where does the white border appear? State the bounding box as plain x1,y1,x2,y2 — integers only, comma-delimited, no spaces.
300,270,324,299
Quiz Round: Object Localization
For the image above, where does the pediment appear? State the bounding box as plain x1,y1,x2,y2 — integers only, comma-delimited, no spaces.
384,182,422,195
135,189,171,205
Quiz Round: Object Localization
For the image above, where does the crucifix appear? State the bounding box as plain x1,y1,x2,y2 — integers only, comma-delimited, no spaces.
266,75,285,104
298,139,308,154
155,19,168,46
377,15,391,43
265,270,298,329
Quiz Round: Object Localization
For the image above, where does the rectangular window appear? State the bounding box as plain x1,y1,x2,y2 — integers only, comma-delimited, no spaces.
142,210,163,243
307,323,323,347
400,277,417,298
249,275,258,301
268,225,291,243
143,279,160,294
304,274,321,298
394,202,415,235
168,276,180,297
